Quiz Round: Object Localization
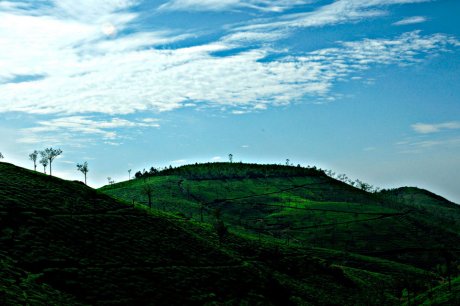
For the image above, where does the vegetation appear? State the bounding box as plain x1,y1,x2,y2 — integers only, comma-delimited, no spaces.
2,161,460,305
76,161,89,185
29,150,38,172
39,151,48,174
42,147,63,176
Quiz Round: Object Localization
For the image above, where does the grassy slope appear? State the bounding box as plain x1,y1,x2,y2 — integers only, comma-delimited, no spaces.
406,275,460,305
2,161,459,305
101,163,460,270
379,187,460,233
0,162,281,305
1,161,425,306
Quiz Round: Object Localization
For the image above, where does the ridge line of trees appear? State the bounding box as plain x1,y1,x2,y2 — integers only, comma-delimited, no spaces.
27,147,63,176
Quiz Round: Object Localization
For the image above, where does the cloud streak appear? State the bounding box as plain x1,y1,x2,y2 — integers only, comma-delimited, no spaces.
19,116,159,144
158,0,310,12
412,122,460,134
237,0,431,31
393,16,427,26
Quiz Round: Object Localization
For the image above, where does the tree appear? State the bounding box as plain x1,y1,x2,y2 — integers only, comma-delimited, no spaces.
39,152,48,174
76,161,89,184
142,184,154,209
128,169,132,180
355,179,372,192
29,150,39,171
228,153,233,163
286,159,290,166
0,152,3,159
42,148,62,176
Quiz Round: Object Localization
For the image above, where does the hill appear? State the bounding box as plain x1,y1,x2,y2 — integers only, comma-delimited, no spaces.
100,162,460,303
2,161,460,304
102,163,460,269
0,162,283,305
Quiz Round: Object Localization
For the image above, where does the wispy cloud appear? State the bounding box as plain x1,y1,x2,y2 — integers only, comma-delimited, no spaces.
412,122,460,134
398,138,460,154
159,0,310,12
171,159,187,164
1,28,457,116
393,16,427,26
1,0,458,139
19,116,159,144
237,0,430,31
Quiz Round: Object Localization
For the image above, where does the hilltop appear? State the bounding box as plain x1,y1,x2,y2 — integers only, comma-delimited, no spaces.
2,161,460,305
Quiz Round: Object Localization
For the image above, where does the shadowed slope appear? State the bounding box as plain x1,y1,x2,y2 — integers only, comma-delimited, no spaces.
0,162,284,305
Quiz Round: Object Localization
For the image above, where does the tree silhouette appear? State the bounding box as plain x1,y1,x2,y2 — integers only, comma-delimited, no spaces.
0,152,3,159
142,184,154,209
128,169,132,180
76,161,89,184
228,153,233,163
286,159,290,166
29,150,39,171
39,152,48,174
42,148,62,176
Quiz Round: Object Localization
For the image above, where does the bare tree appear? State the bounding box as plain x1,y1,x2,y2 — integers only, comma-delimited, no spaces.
39,152,48,174
76,161,89,184
286,159,290,166
0,152,3,159
142,184,154,209
29,150,39,171
128,169,132,180
43,148,62,176
228,153,233,163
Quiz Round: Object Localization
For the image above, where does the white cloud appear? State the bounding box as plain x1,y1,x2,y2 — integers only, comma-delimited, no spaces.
1,30,457,117
412,122,460,134
238,0,430,31
0,0,458,129
211,156,222,161
159,0,310,12
171,159,187,164
393,16,427,26
19,116,160,144
398,137,460,153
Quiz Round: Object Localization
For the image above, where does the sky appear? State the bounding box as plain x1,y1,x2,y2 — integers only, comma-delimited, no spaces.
0,0,459,202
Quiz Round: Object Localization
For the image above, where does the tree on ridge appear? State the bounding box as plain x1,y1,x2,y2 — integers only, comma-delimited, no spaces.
43,147,62,176
76,161,89,185
39,152,48,174
29,150,39,171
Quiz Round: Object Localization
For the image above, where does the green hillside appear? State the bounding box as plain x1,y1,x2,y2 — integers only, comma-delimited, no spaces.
2,161,460,305
102,163,460,270
411,275,460,305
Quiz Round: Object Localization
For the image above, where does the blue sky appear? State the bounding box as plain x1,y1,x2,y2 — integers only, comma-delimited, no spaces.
1,0,460,202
